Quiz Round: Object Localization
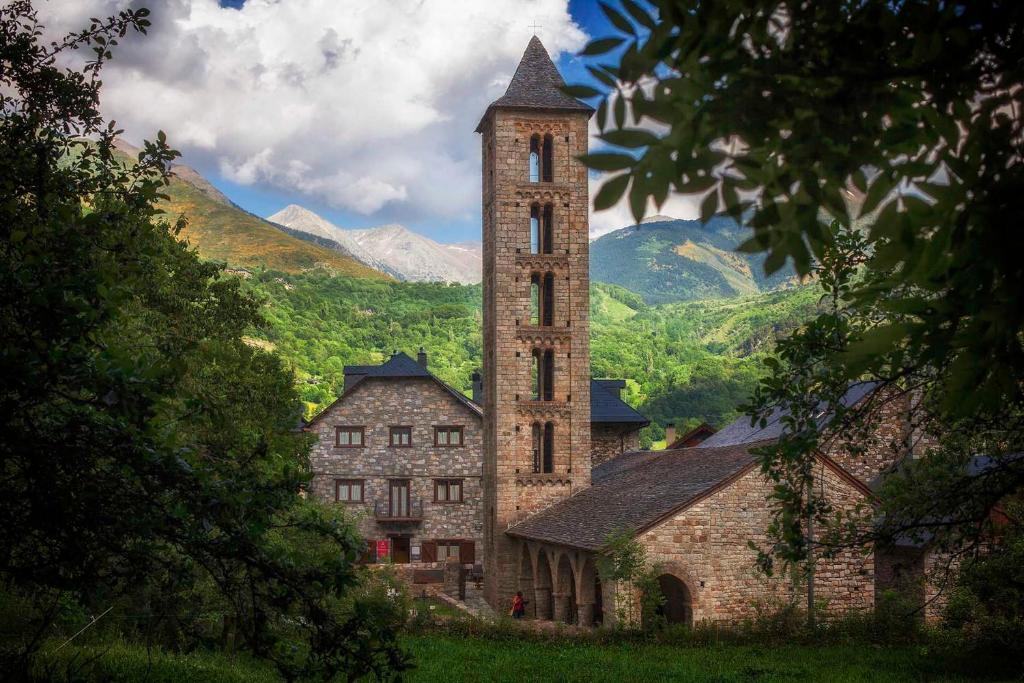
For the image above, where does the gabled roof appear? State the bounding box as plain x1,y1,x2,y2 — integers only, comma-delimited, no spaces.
590,380,650,425
343,352,431,380
510,440,873,551
508,442,767,551
306,353,481,427
699,381,879,448
475,36,593,132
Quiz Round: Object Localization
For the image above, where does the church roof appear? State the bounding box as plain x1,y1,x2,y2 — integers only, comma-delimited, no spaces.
590,380,649,425
507,442,769,551
699,381,880,448
475,36,593,132
510,439,872,551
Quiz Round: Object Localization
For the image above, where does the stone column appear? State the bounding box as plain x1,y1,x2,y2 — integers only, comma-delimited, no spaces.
552,591,569,623
534,586,552,620
576,602,594,628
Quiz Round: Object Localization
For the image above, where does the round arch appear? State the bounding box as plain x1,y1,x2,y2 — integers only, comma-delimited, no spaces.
654,573,693,626
554,552,576,624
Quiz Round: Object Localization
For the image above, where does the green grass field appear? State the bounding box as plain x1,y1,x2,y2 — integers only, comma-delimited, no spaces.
38,635,1011,682
402,635,992,682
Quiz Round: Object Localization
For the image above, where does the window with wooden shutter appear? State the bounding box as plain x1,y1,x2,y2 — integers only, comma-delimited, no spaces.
421,540,437,563
437,541,460,562
459,540,476,565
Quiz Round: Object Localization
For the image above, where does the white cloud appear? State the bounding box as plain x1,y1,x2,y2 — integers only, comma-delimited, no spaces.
38,0,586,221
585,81,704,238
587,174,703,239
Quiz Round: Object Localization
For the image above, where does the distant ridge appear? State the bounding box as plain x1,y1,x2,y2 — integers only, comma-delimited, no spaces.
269,204,482,284
590,215,797,304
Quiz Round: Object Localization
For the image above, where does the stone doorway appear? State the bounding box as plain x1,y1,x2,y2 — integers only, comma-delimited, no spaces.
655,574,693,626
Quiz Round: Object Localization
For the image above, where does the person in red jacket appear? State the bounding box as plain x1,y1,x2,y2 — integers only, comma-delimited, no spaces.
511,591,527,619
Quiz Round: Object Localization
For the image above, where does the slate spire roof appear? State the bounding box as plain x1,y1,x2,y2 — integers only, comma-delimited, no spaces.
475,36,593,132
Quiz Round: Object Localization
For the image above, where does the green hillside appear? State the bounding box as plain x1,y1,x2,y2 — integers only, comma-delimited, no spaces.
590,216,798,304
111,142,387,277
240,272,819,445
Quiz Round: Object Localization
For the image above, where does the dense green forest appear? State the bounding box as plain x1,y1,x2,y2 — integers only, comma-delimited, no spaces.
241,270,820,446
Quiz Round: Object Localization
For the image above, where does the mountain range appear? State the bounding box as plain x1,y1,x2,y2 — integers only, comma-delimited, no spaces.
267,205,482,284
589,215,798,304
122,139,798,301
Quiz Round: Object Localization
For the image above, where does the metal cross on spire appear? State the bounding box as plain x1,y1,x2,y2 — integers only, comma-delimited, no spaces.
529,21,542,35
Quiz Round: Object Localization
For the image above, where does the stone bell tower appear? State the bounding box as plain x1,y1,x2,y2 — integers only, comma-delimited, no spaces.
476,37,594,610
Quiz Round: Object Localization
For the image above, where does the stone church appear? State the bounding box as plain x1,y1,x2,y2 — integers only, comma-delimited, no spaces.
474,37,881,626
306,37,936,628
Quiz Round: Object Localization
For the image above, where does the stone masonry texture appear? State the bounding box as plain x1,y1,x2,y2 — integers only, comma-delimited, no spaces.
307,377,483,565
628,458,875,624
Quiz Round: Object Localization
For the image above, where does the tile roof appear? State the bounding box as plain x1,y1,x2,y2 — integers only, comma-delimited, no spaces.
343,352,431,379
475,36,593,132
591,450,662,484
590,380,649,425
508,442,769,551
699,381,879,448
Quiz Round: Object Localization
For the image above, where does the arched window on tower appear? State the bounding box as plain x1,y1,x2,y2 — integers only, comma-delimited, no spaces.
542,272,554,327
531,349,541,400
531,348,554,402
542,349,554,401
532,422,543,473
529,135,540,183
530,204,540,254
530,274,540,326
542,204,554,254
542,134,554,182
543,422,555,472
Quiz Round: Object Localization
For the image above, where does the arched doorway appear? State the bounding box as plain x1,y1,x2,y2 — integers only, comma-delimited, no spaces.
655,574,693,626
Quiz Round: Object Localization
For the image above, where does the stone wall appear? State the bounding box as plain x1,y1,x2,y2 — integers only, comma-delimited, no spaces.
307,376,484,565
591,424,641,469
626,457,874,624
822,392,909,484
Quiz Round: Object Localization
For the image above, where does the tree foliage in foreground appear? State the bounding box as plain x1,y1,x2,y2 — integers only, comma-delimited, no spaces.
576,0,1024,586
0,3,406,679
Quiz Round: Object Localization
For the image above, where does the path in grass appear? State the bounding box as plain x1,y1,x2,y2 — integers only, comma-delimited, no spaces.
402,635,990,682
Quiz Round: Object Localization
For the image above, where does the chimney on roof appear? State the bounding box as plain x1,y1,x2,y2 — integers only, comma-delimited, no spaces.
471,370,483,404
665,423,676,447
417,347,428,368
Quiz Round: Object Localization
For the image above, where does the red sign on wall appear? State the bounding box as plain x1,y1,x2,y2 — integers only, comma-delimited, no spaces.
376,538,390,561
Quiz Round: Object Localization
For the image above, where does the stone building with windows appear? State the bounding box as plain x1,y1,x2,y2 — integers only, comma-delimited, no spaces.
305,351,485,566
304,348,647,569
